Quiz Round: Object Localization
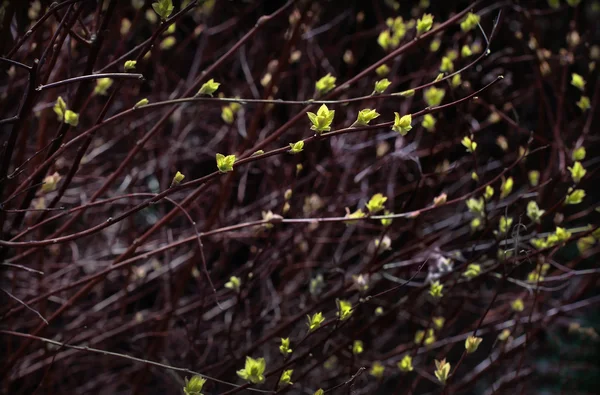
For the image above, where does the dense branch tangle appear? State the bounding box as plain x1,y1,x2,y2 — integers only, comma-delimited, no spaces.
1,1,598,395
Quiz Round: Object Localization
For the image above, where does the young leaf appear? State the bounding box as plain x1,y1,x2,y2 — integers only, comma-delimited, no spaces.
571,73,586,90
152,0,174,20
64,110,79,126
94,78,113,95
434,359,451,385
236,356,266,384
336,299,353,321
53,96,67,121
315,73,336,95
353,109,380,126
134,98,149,108
416,13,434,35
171,171,185,186
307,104,335,134
124,60,137,71
397,355,414,372
216,153,236,173
392,113,412,135
374,79,391,94
424,86,445,106
307,312,325,332
289,140,304,154
197,78,220,97
183,375,206,395
366,193,387,213
460,12,480,32
461,136,477,153
421,114,436,131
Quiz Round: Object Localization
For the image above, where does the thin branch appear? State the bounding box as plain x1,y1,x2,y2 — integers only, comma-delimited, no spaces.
36,73,144,91
0,330,273,393
1,289,48,325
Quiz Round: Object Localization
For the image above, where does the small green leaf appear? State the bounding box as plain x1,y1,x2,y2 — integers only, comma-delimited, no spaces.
352,340,364,355
424,86,445,107
565,188,585,205
528,170,540,187
429,280,443,298
434,359,451,384
94,77,113,96
397,355,413,372
380,210,393,227
399,89,415,97
197,78,220,97
465,335,482,353
216,153,236,173
163,22,176,35
315,73,336,95
221,106,234,124
374,79,391,94
451,73,462,88
344,208,366,225
548,0,560,9
353,108,380,126
433,193,447,206
416,13,434,35
124,60,137,71
571,73,586,91
461,45,473,57
572,146,586,161
461,136,477,153
462,263,481,279
421,114,436,131
376,64,390,76
171,171,185,186
471,217,482,231
377,30,392,51
134,98,149,108
183,375,206,395
225,276,241,293
42,172,61,193
307,312,325,332
236,356,266,384
53,96,67,121
279,338,292,356
576,95,590,111
500,176,513,199
568,161,586,183
460,12,481,32
307,104,335,134
392,113,412,135
496,216,513,235
466,197,485,216
336,299,353,321
370,361,385,379
430,38,441,52
160,36,176,50
152,0,174,20
289,140,304,154
64,110,79,126
278,369,293,388
366,193,387,213
511,298,524,312
439,56,454,72
484,185,494,201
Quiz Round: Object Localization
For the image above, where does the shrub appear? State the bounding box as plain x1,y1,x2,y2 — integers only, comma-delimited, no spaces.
0,1,598,394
